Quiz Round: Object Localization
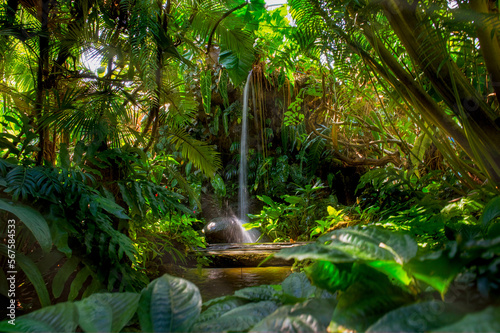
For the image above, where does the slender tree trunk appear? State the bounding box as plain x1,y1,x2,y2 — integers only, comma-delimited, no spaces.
35,0,52,165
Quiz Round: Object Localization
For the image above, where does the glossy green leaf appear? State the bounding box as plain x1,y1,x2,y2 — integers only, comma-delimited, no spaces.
480,196,500,227
367,260,412,286
276,243,355,262
196,297,248,324
306,261,357,292
281,272,316,299
0,245,51,307
52,256,80,298
367,301,465,332
138,274,201,332
331,280,414,332
76,292,140,332
0,198,52,252
0,302,78,332
192,301,278,332
405,250,463,296
318,226,418,264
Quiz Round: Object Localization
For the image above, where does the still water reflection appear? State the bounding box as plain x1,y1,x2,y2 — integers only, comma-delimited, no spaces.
178,266,292,301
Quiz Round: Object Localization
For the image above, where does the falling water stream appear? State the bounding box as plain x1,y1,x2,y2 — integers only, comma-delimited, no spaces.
236,71,258,243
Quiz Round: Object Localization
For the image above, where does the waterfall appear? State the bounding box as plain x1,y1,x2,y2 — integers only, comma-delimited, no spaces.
236,71,258,243
239,71,252,223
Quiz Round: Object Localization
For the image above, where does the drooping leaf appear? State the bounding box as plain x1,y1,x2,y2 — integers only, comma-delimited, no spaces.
52,256,80,298
138,274,201,332
0,198,52,252
196,297,248,324
192,301,279,332
281,272,316,299
331,280,414,332
276,243,355,262
405,249,463,296
68,265,92,301
318,226,418,264
0,302,78,332
480,196,500,227
367,301,465,332
306,261,357,292
0,245,51,308
76,292,140,332
367,260,413,286
252,299,335,332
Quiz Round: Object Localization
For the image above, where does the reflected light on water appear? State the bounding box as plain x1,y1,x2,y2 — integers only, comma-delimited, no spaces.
179,266,292,301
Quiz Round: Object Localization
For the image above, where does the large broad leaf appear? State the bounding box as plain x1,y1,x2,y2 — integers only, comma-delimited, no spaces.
196,297,248,325
367,260,413,286
52,256,80,298
0,198,52,252
281,272,316,299
0,245,51,307
331,280,414,332
0,302,78,332
252,299,336,332
480,196,500,227
138,274,201,332
219,48,255,86
367,301,465,332
405,249,463,296
306,261,358,292
76,292,140,332
192,301,279,332
431,306,500,332
91,195,130,219
318,226,418,264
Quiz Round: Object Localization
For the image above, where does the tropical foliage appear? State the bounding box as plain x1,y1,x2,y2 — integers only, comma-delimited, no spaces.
1,0,499,331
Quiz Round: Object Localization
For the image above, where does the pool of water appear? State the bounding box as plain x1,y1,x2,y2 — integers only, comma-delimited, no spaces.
177,266,292,302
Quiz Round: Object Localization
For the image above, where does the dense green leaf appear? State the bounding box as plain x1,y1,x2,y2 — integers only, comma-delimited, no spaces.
0,198,52,252
367,301,465,332
331,280,414,332
192,301,278,332
481,196,500,227
76,292,140,332
276,243,355,262
52,256,80,298
281,272,316,299
405,249,463,296
306,261,358,292
252,299,336,332
196,297,248,324
138,274,201,332
318,226,418,264
431,306,500,332
0,302,78,332
0,245,51,307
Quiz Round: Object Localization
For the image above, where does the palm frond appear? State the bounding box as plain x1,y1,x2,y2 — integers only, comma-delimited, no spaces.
167,127,221,178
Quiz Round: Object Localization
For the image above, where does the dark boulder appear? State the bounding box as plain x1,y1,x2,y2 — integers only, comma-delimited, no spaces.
203,217,246,243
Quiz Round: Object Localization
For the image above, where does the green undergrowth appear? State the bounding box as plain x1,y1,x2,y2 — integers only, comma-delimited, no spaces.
2,220,500,332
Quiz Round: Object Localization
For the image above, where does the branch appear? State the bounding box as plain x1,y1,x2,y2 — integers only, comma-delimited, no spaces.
206,2,249,55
